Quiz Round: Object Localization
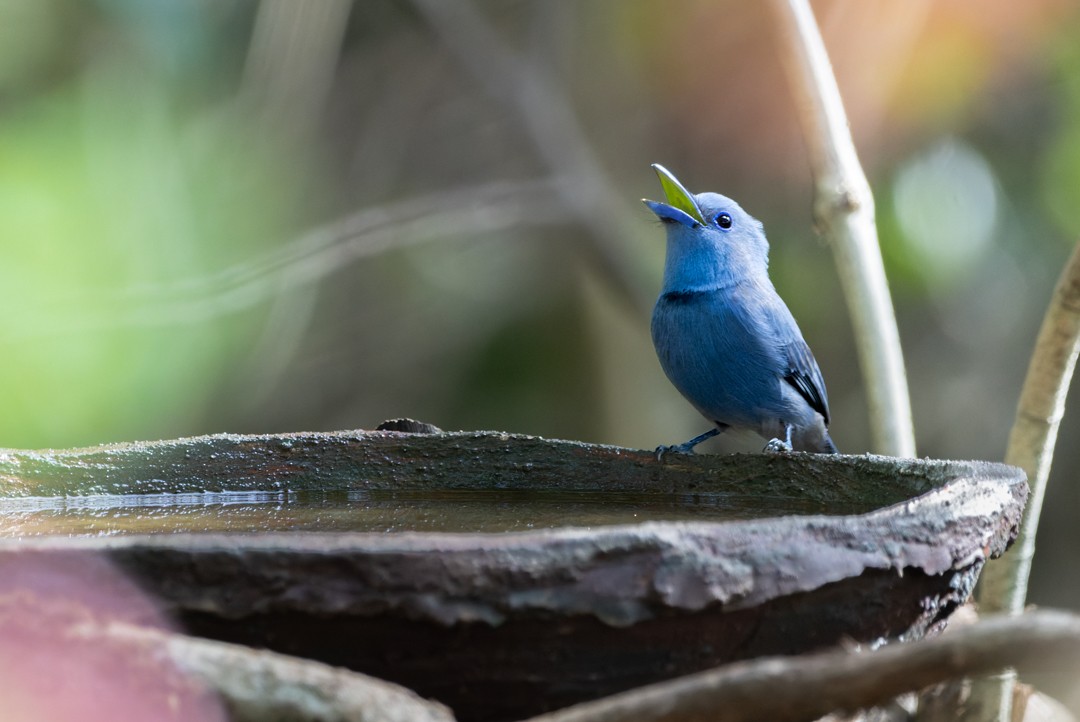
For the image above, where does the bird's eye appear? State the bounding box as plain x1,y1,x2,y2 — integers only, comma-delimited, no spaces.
715,213,733,229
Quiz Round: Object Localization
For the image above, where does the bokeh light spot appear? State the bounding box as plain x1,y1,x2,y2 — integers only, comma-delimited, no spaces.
892,137,999,282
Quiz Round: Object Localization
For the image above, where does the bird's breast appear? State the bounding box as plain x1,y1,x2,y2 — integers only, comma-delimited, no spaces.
651,289,786,426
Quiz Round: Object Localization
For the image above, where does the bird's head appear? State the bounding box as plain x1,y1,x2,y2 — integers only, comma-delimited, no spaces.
643,164,770,292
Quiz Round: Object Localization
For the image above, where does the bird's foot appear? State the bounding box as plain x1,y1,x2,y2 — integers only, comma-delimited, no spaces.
763,423,795,454
655,427,723,461
654,442,697,462
763,437,794,454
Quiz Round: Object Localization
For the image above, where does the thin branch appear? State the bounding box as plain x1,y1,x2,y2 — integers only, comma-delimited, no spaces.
518,610,1080,722
4,179,567,338
410,0,653,316
981,240,1080,609
769,0,916,457
113,179,564,303
970,239,1080,720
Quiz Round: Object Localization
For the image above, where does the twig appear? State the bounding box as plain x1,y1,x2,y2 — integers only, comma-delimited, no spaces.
970,240,1080,720
769,0,916,457
409,0,653,316
518,610,1080,722
3,179,567,338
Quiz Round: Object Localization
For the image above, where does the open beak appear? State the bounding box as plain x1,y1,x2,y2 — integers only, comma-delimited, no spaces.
642,164,706,228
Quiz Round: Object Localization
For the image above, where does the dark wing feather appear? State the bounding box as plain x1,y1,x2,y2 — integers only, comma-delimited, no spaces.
718,281,833,425
755,292,831,425
782,339,830,424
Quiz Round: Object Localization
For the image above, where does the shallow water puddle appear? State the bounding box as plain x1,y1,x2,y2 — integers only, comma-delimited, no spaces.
0,488,857,536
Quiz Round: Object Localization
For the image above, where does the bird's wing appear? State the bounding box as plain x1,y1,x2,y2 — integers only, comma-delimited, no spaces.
781,338,830,424
756,295,831,425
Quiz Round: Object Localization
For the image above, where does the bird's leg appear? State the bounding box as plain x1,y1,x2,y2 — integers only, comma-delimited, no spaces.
655,427,723,461
763,423,795,454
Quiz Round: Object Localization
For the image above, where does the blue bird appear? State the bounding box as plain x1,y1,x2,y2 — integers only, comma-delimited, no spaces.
644,164,838,455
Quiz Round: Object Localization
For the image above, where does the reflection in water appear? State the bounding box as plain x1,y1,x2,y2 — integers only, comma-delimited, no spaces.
0,488,860,537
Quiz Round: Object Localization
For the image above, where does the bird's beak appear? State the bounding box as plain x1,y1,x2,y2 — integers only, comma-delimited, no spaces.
642,164,707,228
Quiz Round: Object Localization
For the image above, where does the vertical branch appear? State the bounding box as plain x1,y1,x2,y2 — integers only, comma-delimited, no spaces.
242,0,353,139
769,0,916,457
410,0,653,317
970,240,1080,720
238,0,354,404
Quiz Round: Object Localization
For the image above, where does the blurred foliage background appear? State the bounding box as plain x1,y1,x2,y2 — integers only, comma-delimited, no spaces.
2,0,1080,682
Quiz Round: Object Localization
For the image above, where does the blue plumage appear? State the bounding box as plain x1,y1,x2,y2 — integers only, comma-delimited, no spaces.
644,164,837,455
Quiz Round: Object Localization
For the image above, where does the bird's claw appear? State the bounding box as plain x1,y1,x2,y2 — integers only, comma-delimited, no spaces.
763,437,793,454
654,443,696,462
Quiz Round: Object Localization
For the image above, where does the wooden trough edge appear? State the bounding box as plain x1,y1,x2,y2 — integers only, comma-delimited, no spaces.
0,425,1027,511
